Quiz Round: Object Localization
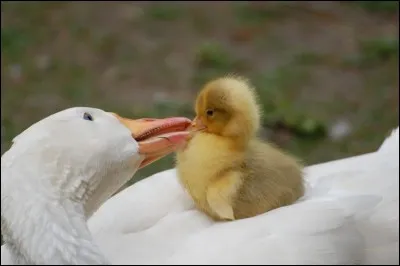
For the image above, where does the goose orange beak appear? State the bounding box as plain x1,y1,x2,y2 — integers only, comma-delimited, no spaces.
112,113,191,168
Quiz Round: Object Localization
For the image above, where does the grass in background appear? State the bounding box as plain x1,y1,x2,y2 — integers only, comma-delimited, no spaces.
356,1,399,14
1,1,398,185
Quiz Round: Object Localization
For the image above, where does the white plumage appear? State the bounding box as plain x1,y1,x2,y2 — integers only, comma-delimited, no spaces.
89,128,399,264
1,108,398,265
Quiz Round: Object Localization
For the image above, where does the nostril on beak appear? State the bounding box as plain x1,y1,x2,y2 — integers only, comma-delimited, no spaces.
141,118,157,122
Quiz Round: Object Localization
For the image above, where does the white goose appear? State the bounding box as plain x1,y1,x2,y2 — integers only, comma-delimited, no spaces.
1,107,191,264
1,107,399,265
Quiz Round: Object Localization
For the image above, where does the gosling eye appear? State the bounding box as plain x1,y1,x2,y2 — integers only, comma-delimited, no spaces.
83,112,94,121
206,109,214,117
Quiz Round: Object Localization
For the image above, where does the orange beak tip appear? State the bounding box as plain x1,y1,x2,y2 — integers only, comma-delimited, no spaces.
112,112,192,167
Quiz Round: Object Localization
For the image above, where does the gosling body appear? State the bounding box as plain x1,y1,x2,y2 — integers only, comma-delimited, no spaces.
176,76,304,221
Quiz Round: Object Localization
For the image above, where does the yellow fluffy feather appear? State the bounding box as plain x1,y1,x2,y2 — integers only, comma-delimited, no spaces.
176,75,305,221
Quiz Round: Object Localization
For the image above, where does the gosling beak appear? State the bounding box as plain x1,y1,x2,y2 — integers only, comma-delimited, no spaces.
191,116,206,132
111,113,191,168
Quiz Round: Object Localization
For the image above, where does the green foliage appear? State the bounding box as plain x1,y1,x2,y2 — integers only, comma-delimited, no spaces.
356,1,399,14
147,4,183,21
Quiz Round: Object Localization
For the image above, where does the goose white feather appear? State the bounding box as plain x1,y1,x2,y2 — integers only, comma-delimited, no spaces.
1,107,398,264
1,107,190,264
88,127,400,265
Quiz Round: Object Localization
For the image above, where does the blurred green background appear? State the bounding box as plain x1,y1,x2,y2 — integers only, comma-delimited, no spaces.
1,1,399,191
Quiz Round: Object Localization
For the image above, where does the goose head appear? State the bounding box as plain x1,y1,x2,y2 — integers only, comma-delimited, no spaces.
1,107,191,264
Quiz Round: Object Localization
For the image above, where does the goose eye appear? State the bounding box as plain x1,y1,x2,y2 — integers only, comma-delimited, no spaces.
206,109,214,116
83,112,94,121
